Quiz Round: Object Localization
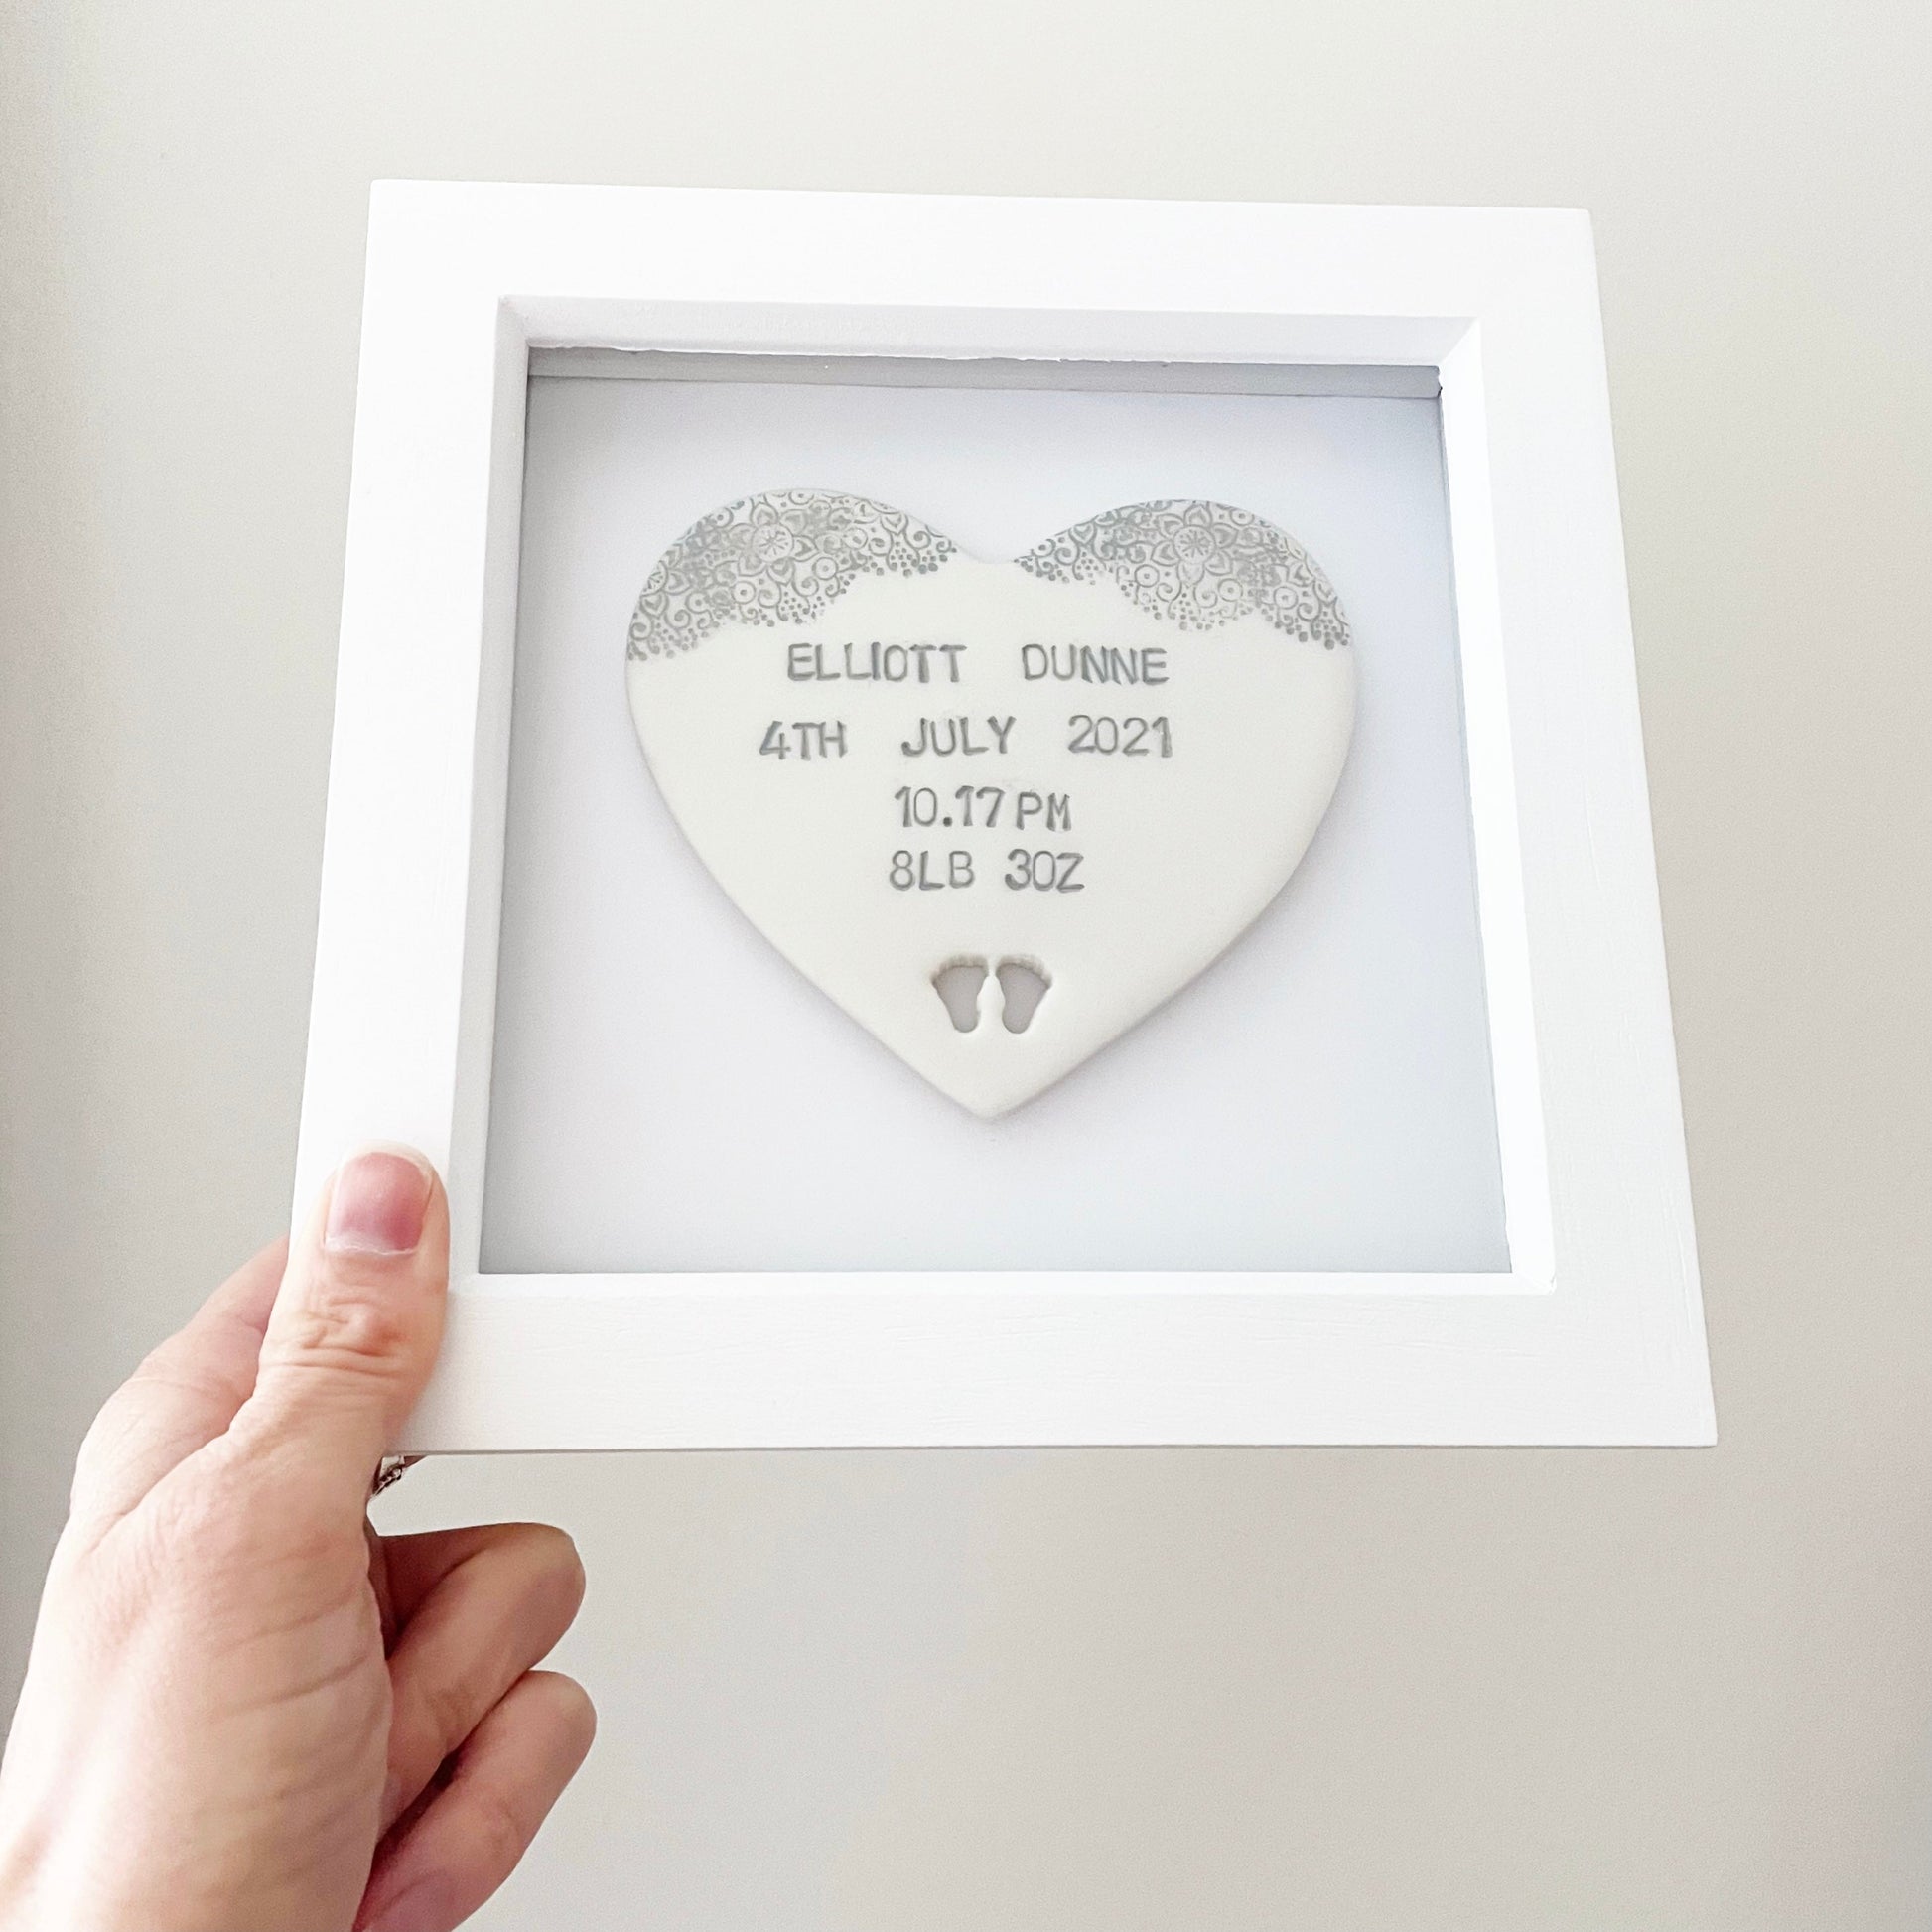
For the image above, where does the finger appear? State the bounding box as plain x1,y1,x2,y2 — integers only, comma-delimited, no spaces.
230,1145,448,1523
369,1519,400,1654
355,1671,596,1932
69,1236,288,1525
379,1523,587,1832
370,1521,529,1666
378,1519,579,1626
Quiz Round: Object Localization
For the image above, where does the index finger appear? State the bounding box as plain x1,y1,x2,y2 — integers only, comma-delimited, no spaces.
69,1235,288,1529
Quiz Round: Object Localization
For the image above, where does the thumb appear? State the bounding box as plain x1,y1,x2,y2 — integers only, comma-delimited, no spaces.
236,1145,448,1516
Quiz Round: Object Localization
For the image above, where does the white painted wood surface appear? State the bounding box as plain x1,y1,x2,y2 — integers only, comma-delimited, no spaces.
296,184,1712,1448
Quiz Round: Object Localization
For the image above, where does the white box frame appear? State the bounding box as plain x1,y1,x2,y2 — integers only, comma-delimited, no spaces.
296,182,1714,1449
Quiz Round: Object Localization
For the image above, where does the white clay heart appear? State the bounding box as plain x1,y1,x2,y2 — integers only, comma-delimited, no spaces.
625,492,1354,1117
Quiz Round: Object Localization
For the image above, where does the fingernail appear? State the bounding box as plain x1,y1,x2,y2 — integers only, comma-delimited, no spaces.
325,1146,434,1257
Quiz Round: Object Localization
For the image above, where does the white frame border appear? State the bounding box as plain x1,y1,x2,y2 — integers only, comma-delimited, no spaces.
296,183,1713,1449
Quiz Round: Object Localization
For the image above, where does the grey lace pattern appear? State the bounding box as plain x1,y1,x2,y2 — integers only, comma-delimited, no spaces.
1016,500,1349,648
627,490,955,661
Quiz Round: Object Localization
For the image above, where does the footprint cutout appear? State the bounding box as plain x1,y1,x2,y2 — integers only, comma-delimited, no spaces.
994,959,1051,1034
930,958,1052,1035
931,959,988,1033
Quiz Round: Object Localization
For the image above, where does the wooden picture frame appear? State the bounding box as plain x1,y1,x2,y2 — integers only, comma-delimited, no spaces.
296,182,1713,1449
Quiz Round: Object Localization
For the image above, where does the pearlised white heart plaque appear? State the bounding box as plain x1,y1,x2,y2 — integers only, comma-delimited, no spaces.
625,492,1354,1116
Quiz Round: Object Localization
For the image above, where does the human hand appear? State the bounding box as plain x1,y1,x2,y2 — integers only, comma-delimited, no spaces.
0,1147,594,1932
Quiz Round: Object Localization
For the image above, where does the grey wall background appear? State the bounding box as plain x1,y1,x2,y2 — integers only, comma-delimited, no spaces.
2,2,1926,1926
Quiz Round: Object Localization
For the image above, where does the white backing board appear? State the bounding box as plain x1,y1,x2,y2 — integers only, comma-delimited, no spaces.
481,371,1507,1275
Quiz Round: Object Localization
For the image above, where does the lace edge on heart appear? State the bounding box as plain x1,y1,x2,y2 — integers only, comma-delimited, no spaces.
1015,500,1350,649
627,491,957,662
